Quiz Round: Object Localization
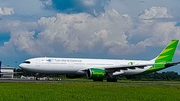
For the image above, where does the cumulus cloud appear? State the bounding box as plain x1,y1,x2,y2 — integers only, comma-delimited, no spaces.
0,20,38,32
1,5,180,58
126,6,180,46
35,9,133,55
41,0,110,16
1,0,180,59
0,7,14,15
1,9,134,56
0,20,39,58
138,7,173,19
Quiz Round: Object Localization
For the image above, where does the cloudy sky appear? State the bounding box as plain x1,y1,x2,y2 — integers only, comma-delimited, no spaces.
0,0,180,73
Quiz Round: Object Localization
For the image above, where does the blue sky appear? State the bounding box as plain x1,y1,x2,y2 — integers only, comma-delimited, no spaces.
0,0,180,73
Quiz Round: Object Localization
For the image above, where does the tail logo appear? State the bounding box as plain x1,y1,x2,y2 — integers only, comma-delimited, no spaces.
155,40,179,63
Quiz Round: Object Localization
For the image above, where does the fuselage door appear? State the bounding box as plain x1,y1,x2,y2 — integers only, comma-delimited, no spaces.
115,61,120,66
36,59,40,67
69,62,74,67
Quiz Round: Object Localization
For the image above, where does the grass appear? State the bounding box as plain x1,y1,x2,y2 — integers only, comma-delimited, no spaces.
1,81,180,101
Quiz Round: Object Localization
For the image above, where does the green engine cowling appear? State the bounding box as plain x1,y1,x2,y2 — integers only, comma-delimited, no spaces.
87,68,106,80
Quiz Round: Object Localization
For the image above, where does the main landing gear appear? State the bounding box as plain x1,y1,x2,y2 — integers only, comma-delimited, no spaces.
35,73,40,80
106,77,117,82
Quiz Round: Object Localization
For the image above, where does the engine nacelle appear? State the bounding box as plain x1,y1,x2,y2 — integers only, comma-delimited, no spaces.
87,68,106,79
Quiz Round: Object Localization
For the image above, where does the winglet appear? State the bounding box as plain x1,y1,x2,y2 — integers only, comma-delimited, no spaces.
152,40,179,63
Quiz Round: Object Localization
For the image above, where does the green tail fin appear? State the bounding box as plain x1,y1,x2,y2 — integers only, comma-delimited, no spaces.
153,40,179,63
142,40,179,74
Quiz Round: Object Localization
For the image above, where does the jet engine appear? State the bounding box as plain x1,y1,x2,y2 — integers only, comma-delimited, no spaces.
86,68,106,81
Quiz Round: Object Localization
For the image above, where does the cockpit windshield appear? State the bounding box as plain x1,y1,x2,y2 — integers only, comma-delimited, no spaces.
23,61,31,64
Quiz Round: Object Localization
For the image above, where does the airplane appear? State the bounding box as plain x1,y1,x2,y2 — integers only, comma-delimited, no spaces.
19,40,180,82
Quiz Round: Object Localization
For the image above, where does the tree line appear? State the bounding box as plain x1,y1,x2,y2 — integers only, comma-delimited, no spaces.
120,71,180,81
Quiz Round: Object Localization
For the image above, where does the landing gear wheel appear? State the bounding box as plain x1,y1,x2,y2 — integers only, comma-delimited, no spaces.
107,77,117,82
35,73,40,80
107,78,111,82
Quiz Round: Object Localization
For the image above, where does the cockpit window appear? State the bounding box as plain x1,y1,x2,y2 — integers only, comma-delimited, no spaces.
23,61,31,64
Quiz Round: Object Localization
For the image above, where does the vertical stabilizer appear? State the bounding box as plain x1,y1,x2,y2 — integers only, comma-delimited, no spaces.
142,40,179,74
152,40,179,63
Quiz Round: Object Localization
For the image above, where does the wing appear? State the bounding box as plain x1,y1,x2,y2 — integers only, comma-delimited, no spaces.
105,61,180,72
79,62,180,75
104,63,154,72
80,63,154,73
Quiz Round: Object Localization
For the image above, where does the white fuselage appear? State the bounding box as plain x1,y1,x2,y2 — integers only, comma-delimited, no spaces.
19,57,153,75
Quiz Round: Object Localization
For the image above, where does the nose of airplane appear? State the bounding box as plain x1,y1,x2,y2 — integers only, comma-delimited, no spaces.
19,63,23,68
19,63,25,69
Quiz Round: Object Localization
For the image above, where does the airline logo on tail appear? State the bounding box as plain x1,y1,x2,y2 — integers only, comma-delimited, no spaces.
143,40,179,73
155,40,179,63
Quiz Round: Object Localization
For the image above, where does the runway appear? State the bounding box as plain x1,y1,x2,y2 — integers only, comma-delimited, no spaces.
1,78,180,85
0,78,60,82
